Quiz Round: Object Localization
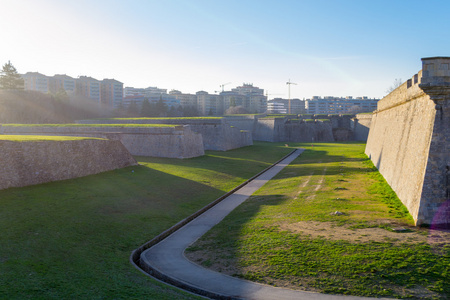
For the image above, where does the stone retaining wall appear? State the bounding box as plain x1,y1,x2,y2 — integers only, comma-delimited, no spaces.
77,118,252,151
365,57,450,226
0,138,137,190
352,114,372,141
253,118,334,142
0,125,205,159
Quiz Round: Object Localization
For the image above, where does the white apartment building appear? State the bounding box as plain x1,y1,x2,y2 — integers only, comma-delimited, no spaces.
267,101,287,114
169,90,197,108
268,98,305,114
196,91,222,115
124,86,167,98
305,96,379,114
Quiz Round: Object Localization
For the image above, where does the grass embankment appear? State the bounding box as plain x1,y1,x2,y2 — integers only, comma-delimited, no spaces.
186,143,450,299
0,135,105,142
91,117,223,121
1,123,178,128
0,142,292,299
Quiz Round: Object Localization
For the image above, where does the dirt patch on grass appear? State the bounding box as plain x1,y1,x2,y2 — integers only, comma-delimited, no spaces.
278,221,450,247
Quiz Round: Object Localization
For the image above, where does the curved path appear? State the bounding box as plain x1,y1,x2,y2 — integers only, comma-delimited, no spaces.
138,149,389,300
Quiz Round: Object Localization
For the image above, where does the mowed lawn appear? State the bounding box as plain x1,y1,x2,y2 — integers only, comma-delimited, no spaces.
186,143,450,299
0,142,292,299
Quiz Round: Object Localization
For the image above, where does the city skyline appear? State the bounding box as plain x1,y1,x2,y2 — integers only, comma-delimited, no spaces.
1,0,449,99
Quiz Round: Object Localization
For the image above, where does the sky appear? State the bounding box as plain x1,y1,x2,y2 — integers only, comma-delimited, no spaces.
1,0,449,100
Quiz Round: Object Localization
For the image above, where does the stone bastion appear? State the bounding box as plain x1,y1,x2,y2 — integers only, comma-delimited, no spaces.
222,114,371,142
0,125,205,159
76,118,253,151
0,137,137,190
365,57,449,226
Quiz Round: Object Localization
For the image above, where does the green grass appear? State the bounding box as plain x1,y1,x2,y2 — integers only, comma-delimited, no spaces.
2,123,177,128
0,142,292,299
92,117,223,120
0,135,105,142
187,143,449,299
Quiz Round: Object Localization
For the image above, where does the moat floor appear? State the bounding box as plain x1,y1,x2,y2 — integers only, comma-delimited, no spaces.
140,149,389,300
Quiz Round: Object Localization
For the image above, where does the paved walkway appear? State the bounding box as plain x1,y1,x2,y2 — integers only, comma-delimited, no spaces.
140,149,389,300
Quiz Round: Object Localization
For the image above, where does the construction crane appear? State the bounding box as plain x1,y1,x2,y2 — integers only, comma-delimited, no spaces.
286,79,297,114
220,82,231,92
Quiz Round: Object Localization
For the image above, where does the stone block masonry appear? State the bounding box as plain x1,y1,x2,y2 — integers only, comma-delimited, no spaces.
352,113,373,141
0,138,137,190
77,118,252,151
365,57,449,226
1,125,205,159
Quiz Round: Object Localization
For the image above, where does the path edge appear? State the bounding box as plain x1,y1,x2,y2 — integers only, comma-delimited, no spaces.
129,148,302,298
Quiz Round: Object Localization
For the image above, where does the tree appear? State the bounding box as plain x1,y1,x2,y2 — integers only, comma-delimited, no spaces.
0,61,24,90
127,101,139,116
385,78,402,94
140,99,153,117
155,97,167,116
225,105,249,115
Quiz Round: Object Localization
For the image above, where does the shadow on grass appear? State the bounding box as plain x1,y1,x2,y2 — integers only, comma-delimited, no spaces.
0,164,224,299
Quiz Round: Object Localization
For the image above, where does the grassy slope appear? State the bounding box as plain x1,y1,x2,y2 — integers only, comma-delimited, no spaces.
187,143,450,299
0,142,292,299
2,123,177,127
0,135,105,142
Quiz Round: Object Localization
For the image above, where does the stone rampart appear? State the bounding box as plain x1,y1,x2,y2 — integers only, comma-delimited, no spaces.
0,125,205,159
352,113,373,141
0,138,137,190
252,118,334,142
365,57,449,226
223,115,257,132
77,118,252,151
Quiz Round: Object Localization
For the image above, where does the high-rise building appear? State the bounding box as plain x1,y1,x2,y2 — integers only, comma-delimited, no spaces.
221,83,267,113
169,90,197,108
196,91,222,115
22,72,49,93
305,96,379,114
101,79,123,108
51,74,76,93
267,98,305,114
76,76,101,103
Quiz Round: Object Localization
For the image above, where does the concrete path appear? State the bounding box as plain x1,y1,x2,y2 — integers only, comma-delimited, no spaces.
140,149,389,300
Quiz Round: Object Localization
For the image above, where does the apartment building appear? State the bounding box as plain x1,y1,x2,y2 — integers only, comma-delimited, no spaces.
101,79,123,108
169,90,197,108
196,91,222,115
267,98,305,114
76,76,101,103
305,96,379,114
22,72,49,93
51,74,76,93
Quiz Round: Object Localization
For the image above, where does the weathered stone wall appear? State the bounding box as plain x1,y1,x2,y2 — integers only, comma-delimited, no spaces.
252,118,334,142
222,115,258,132
77,118,252,151
0,125,205,159
0,138,137,190
352,114,373,141
366,57,450,226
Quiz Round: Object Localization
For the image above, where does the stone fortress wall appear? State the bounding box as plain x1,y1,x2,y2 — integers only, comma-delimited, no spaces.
77,118,253,151
0,125,205,159
0,138,137,190
352,113,373,141
224,114,368,143
365,57,449,226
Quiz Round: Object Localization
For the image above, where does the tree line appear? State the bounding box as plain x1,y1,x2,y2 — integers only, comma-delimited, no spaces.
0,61,200,123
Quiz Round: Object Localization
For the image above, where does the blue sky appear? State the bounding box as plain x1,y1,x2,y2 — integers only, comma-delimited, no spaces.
1,0,449,99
